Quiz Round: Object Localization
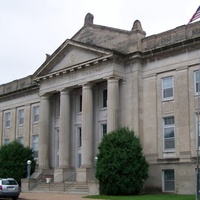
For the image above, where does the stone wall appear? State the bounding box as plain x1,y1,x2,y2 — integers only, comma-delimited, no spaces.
0,75,37,95
143,21,200,51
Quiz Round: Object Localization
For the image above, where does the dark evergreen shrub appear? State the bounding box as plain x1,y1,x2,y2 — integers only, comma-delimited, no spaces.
0,140,36,185
95,127,149,195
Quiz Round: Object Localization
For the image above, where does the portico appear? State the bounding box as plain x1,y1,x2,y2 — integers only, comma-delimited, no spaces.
36,46,123,182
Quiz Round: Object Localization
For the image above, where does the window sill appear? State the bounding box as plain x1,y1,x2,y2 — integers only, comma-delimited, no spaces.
163,149,176,153
100,107,107,111
18,124,24,127
157,157,179,162
195,93,200,96
5,127,11,129
162,98,174,102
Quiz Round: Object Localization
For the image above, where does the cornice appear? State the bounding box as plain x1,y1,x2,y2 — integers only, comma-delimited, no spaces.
0,85,39,102
142,36,200,62
33,54,113,83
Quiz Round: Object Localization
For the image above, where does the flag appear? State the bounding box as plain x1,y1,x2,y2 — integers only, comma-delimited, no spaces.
188,5,200,24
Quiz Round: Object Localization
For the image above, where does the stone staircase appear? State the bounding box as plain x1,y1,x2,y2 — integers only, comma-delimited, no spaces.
31,181,89,195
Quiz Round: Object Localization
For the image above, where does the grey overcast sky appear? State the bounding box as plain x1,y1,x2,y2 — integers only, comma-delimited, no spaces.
0,0,199,85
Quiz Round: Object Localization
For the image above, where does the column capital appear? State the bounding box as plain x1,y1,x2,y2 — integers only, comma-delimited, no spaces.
81,82,95,89
59,88,71,95
25,103,31,107
39,93,52,99
104,76,122,81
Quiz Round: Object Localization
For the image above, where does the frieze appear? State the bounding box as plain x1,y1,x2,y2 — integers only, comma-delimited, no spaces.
41,65,107,90
81,66,104,76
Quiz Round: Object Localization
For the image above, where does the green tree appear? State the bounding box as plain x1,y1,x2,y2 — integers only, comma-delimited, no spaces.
95,127,149,195
0,140,36,185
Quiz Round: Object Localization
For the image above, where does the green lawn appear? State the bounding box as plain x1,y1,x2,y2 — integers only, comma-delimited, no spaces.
84,194,195,200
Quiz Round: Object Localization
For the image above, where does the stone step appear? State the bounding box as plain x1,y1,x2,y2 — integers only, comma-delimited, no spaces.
32,182,89,195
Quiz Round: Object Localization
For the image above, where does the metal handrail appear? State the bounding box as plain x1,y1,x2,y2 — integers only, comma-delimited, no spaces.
48,173,62,191
63,173,77,192
49,172,77,192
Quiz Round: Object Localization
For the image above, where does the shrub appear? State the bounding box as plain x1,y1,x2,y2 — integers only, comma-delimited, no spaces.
95,127,149,195
0,140,36,185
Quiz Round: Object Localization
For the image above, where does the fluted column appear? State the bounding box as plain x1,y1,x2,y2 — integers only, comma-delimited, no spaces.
59,89,70,168
81,83,93,167
107,77,119,132
38,95,50,169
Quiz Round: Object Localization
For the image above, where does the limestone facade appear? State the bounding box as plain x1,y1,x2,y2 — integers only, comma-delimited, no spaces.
1,13,200,194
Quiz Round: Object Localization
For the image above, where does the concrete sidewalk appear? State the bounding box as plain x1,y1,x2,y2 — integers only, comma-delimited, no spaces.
19,192,88,200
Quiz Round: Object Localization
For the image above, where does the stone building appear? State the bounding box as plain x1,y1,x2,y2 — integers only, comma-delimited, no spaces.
0,13,200,194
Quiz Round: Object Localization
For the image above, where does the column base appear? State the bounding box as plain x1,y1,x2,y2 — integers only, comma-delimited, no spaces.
76,166,96,183
88,181,100,195
54,167,75,182
38,166,50,170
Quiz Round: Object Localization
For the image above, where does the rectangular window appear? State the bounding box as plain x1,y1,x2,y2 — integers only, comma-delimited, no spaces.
99,123,107,141
196,113,200,147
102,89,107,108
33,106,39,123
102,124,107,137
5,112,11,128
162,77,174,100
4,138,10,144
163,170,175,192
195,71,200,94
79,95,82,112
78,127,82,148
17,137,24,145
2,179,18,185
56,95,60,118
32,135,39,158
18,109,24,125
163,117,175,150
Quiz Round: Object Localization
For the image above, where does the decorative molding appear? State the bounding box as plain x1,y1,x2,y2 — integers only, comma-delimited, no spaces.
34,55,113,83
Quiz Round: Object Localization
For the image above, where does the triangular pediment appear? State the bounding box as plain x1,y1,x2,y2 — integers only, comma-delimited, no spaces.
33,40,113,79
